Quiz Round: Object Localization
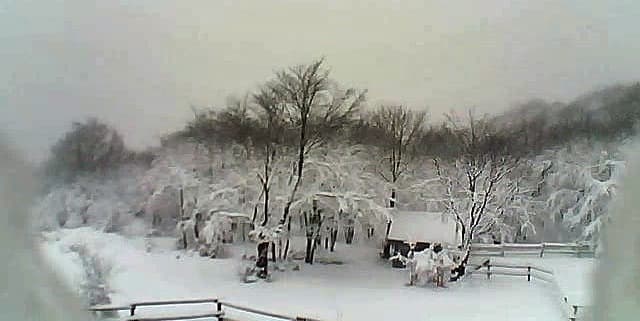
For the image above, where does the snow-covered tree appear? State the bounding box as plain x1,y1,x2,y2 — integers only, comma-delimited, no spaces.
541,144,625,244
280,145,390,263
267,59,364,217
262,58,367,261
32,164,149,233
427,112,534,279
45,118,130,182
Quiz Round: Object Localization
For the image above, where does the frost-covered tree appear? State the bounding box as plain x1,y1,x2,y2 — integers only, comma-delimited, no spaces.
264,58,366,261
32,164,149,233
428,112,532,279
540,144,625,244
282,145,390,263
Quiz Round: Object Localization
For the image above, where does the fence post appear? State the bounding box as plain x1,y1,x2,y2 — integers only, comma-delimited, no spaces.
216,300,223,321
130,304,136,317
527,266,531,282
487,264,491,279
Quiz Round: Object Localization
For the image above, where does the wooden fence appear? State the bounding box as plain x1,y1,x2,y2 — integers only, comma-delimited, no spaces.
90,298,322,321
470,242,594,258
471,261,588,321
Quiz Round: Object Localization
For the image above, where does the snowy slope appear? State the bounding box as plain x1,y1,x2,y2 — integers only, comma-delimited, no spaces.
40,228,568,321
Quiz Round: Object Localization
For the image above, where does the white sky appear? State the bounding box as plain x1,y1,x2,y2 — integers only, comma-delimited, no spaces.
2,0,640,162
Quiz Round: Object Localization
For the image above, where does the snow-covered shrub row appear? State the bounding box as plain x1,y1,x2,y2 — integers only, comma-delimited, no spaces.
32,164,148,232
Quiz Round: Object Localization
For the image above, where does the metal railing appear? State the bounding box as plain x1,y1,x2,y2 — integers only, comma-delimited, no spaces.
90,298,322,321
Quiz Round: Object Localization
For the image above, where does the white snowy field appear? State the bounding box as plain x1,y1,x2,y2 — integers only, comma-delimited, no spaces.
39,228,581,321
488,256,596,307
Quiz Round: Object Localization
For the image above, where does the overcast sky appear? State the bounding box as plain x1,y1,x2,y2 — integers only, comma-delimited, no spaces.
2,0,640,163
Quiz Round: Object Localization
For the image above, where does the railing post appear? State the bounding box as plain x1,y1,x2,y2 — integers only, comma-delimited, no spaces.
527,266,531,282
130,304,136,317
216,300,223,321
487,264,491,279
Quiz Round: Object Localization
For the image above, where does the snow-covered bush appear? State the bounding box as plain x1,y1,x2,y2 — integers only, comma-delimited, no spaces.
68,244,112,306
177,210,234,258
540,143,625,244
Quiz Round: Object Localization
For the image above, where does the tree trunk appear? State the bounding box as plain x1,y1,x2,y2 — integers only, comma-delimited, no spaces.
330,229,337,252
262,187,269,226
270,242,276,262
344,226,355,244
382,189,396,258
283,217,292,260
390,189,396,208
179,188,184,218
283,239,290,260
309,238,318,264
257,242,269,278
382,220,392,258
304,237,313,263
251,205,258,225
451,247,471,281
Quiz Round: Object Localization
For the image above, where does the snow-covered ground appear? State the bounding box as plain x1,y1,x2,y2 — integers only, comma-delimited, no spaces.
39,228,592,321
488,256,596,307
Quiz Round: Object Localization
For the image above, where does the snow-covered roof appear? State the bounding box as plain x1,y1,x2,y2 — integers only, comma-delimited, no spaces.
387,210,460,245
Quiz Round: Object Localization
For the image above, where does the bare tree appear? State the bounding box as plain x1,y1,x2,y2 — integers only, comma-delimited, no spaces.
253,86,286,227
214,94,258,158
370,105,426,208
267,58,366,262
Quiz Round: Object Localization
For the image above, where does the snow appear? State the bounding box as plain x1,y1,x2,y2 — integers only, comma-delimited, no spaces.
40,228,574,321
488,256,596,306
38,235,86,297
216,211,252,220
387,210,460,246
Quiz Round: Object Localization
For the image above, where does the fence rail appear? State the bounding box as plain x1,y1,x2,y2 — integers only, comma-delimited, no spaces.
470,242,594,258
472,261,587,321
90,298,322,321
